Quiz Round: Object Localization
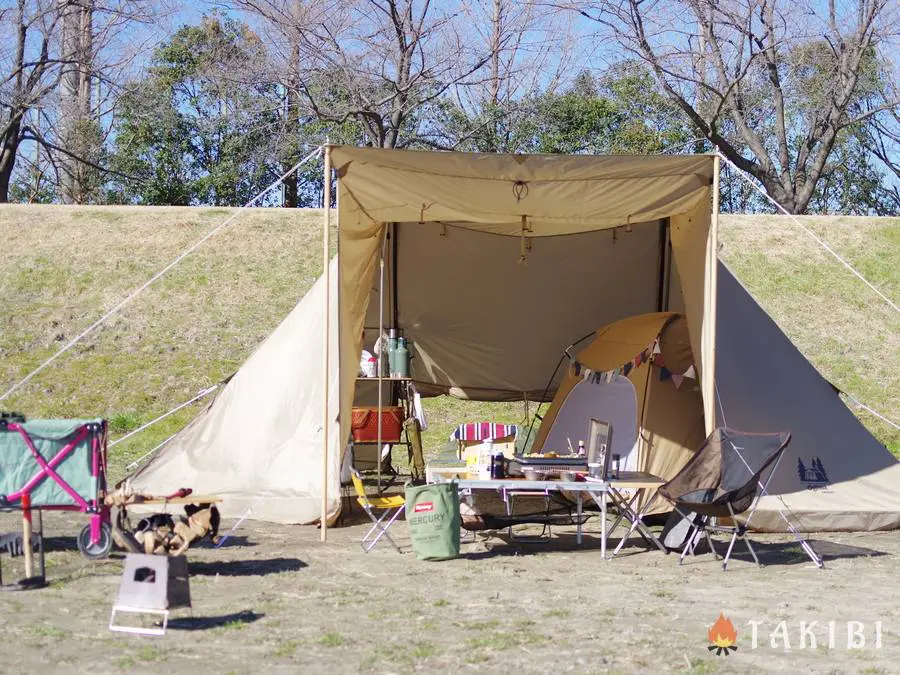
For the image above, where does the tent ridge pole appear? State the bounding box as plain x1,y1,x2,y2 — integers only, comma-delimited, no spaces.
321,146,332,542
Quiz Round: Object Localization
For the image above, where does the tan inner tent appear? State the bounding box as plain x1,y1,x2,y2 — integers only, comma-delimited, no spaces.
529,312,707,512
330,147,719,487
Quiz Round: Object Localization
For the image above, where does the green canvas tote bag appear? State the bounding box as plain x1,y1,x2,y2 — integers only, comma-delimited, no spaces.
405,481,461,561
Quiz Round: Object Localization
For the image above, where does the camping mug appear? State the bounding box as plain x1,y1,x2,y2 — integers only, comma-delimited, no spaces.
490,452,506,479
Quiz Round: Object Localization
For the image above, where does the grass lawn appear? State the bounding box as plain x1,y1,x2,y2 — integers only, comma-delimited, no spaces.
0,205,896,481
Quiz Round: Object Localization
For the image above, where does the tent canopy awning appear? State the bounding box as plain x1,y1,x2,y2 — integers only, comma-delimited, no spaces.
332,146,719,445
332,147,715,234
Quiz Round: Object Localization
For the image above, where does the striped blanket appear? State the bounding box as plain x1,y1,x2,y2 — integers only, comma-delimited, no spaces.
451,423,518,441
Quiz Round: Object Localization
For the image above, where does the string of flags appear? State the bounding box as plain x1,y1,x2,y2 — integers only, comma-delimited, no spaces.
569,337,697,389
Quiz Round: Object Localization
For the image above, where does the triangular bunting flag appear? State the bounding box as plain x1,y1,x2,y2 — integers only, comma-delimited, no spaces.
654,354,665,368
574,362,581,376
671,373,685,389
684,364,696,379
623,362,633,377
659,366,672,381
652,340,662,355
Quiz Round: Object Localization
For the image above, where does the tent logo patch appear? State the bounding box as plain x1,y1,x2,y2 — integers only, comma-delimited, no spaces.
708,613,738,655
414,502,434,513
797,457,829,487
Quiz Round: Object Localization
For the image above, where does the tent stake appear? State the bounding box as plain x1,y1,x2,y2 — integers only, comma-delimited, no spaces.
321,145,332,542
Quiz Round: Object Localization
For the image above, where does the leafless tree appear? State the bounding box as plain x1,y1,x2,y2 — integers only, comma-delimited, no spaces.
0,0,166,203
0,1,61,202
442,0,578,151
570,0,899,213
232,0,495,149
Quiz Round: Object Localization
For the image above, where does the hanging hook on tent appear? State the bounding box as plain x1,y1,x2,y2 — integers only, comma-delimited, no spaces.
518,215,532,264
512,180,529,202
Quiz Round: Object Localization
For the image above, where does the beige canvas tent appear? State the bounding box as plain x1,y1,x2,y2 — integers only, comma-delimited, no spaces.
131,146,900,532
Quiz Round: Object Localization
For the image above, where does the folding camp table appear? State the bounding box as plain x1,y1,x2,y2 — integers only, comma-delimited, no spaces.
448,478,610,557
446,472,667,559
588,471,667,558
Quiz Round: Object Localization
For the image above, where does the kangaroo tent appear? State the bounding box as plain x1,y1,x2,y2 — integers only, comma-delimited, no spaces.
130,146,900,531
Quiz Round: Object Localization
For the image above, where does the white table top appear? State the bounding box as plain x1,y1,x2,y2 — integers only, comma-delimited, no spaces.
442,477,608,492
434,471,664,491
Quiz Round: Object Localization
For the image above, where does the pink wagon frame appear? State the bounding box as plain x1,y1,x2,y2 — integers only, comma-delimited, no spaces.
1,419,111,559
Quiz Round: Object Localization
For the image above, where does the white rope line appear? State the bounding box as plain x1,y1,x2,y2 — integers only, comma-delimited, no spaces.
0,146,324,403
717,151,899,314
111,384,219,450
124,431,178,472
215,506,254,548
715,383,727,428
842,392,900,431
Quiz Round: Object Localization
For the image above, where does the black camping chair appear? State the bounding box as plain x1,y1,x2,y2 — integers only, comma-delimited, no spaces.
658,427,801,570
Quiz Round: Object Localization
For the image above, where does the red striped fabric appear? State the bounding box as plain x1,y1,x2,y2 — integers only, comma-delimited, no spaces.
451,423,518,441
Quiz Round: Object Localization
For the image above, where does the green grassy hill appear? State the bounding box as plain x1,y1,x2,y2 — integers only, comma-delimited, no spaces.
1,205,897,480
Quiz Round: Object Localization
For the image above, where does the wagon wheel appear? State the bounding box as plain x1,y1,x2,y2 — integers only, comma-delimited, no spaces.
77,522,113,560
111,506,141,554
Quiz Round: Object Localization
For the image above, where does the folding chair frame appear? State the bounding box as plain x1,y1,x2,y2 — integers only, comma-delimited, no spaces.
673,442,823,570
351,469,405,553
359,500,405,553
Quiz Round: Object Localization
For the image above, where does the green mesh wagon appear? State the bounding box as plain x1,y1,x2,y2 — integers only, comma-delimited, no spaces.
0,417,112,558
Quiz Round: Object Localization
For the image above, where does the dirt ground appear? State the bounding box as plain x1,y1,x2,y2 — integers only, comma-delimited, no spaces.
1,503,898,675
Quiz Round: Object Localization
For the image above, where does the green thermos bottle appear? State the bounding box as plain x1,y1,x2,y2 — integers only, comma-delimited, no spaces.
387,329,398,377
395,337,410,377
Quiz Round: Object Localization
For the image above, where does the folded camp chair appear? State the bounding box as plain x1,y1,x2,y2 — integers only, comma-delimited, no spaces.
658,427,820,570
350,469,405,553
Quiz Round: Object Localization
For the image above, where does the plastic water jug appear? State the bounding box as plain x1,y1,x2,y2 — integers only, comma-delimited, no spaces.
479,439,493,480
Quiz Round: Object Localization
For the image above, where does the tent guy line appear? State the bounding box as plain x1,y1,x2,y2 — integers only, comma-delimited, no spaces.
0,146,325,404
843,393,900,431
717,151,899,315
109,385,220,449
124,432,178,473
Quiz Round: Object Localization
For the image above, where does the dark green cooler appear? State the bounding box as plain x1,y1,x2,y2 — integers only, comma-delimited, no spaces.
405,481,461,561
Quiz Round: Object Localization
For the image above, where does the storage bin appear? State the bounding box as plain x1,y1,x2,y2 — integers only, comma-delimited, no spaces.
350,406,404,443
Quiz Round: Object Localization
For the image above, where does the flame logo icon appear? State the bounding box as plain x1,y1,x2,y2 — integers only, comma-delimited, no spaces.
707,613,738,655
